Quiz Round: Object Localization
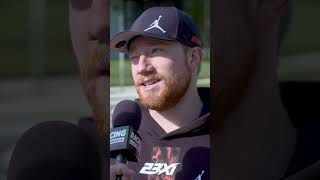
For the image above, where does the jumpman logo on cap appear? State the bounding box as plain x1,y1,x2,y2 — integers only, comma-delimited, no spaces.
194,170,204,180
144,15,166,33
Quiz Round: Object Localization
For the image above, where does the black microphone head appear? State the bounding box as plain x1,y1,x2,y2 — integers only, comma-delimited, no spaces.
7,121,103,180
112,100,141,131
78,117,108,177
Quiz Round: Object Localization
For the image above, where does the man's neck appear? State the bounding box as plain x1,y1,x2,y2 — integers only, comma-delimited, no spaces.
149,86,203,133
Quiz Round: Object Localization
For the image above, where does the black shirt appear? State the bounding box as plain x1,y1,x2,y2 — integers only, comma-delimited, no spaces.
127,87,211,180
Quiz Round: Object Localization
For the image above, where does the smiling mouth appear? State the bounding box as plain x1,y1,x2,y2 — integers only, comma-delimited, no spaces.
141,79,161,87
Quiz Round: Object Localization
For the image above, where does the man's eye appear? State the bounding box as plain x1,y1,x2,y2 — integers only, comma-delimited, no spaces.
151,48,162,53
130,56,139,63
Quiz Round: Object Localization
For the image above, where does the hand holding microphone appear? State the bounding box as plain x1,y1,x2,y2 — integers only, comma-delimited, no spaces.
110,100,142,180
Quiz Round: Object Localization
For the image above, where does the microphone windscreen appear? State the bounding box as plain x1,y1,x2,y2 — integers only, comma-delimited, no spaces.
78,117,108,177
112,100,141,131
7,121,102,180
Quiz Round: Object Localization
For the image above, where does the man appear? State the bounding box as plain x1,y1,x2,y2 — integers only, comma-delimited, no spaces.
7,1,110,179
69,0,109,177
212,0,319,180
69,0,109,139
212,0,296,179
110,7,210,180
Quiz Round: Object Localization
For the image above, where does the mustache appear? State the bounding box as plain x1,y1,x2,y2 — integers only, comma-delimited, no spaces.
136,73,163,85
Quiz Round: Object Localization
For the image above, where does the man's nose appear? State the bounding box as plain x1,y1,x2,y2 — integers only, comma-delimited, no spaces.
88,0,109,44
137,55,154,75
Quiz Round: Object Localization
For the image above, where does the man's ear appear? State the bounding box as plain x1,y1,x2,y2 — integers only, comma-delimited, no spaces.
191,47,203,73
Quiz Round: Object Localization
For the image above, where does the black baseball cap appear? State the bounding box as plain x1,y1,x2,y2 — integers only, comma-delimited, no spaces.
110,7,202,53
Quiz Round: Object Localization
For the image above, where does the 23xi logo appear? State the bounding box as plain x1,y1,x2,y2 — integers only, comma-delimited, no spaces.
139,163,180,176
141,146,181,179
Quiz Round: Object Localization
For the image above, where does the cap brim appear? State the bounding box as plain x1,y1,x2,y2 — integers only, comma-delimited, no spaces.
110,31,175,53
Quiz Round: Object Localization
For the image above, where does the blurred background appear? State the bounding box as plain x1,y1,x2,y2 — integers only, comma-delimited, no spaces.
109,0,211,117
0,0,319,179
279,0,320,81
0,0,91,179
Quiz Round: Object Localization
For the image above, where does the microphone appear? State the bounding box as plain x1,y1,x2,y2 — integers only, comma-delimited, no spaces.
110,100,142,179
78,117,108,178
7,121,104,180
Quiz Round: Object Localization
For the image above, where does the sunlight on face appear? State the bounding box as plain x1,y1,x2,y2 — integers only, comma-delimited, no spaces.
129,37,192,111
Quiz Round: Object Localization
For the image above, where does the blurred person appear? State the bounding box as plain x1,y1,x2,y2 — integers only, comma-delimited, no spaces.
213,0,320,179
212,0,295,179
110,7,210,180
69,0,110,177
7,1,110,179
69,0,109,139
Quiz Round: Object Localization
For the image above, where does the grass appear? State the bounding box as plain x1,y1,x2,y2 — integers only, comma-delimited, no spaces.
110,58,210,86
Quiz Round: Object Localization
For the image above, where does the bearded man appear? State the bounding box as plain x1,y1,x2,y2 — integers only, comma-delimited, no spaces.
69,0,109,139
110,7,210,180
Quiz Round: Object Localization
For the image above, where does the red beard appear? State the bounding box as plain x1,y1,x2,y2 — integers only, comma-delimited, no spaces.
135,64,191,111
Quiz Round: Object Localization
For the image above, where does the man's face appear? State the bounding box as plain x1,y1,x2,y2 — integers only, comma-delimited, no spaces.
129,37,193,111
69,0,109,137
